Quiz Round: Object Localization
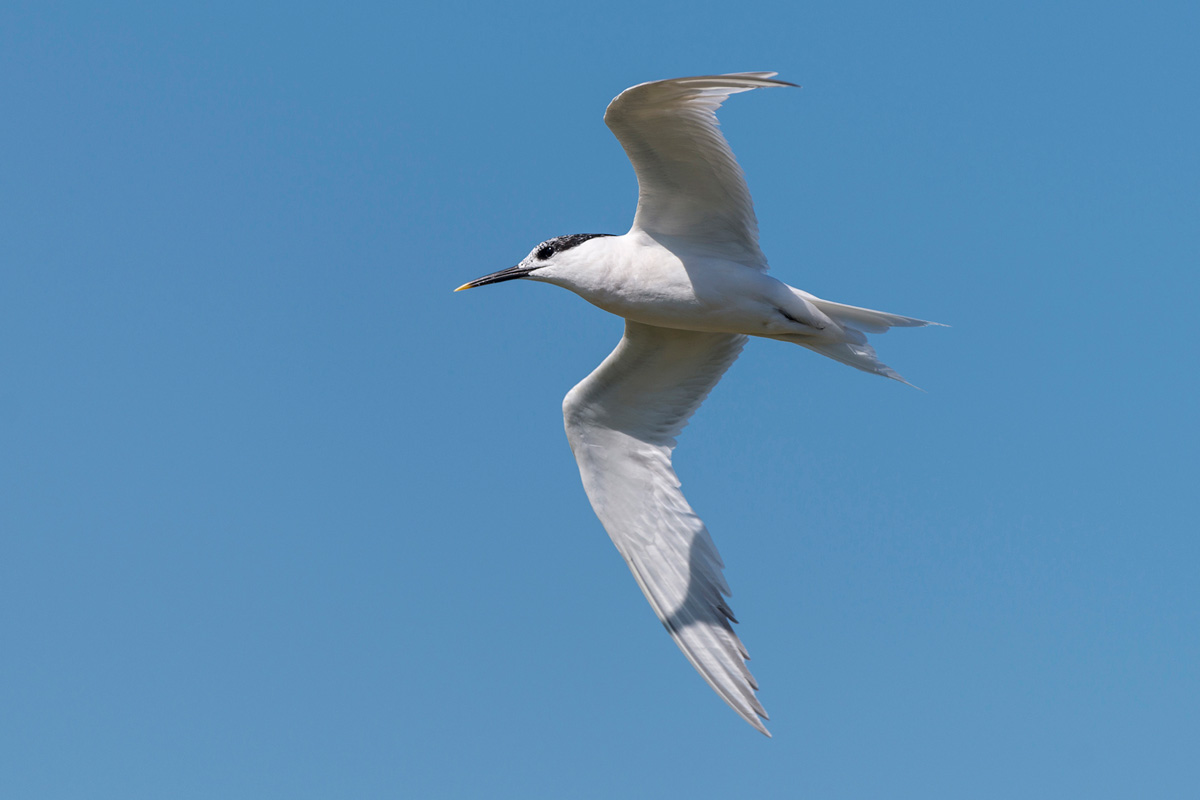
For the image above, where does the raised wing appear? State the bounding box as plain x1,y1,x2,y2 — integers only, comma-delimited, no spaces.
604,72,795,270
562,320,769,735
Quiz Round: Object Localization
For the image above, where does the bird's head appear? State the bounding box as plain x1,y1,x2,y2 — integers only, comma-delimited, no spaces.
454,233,614,293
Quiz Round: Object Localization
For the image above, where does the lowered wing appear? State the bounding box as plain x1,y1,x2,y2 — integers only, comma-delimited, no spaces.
562,320,769,735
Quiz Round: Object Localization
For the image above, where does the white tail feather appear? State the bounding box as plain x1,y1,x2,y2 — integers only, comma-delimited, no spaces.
807,296,934,333
797,339,917,387
775,291,943,387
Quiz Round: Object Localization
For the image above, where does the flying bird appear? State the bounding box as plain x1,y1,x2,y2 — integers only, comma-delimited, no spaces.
456,73,938,736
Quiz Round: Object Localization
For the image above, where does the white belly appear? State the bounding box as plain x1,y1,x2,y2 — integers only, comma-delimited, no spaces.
587,257,799,334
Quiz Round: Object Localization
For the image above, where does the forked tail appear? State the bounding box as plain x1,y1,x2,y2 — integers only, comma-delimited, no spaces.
775,292,942,387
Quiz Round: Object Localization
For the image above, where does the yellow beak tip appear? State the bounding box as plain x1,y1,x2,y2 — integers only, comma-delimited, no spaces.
453,283,472,292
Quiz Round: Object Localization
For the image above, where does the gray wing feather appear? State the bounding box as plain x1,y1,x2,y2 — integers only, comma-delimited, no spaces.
562,320,769,735
604,72,794,270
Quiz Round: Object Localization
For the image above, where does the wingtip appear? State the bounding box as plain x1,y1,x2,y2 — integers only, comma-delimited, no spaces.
743,71,799,89
884,370,926,392
730,705,772,736
733,71,799,89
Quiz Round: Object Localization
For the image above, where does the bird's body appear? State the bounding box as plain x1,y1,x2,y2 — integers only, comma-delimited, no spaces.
542,232,784,332
457,73,939,736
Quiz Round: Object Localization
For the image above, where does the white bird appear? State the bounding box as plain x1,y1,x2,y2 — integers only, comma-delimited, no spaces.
456,73,938,736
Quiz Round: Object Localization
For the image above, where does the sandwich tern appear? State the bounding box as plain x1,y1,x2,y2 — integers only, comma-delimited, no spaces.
456,73,939,736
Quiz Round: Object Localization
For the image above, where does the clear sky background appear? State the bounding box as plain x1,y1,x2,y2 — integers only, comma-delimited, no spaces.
3,2,1197,798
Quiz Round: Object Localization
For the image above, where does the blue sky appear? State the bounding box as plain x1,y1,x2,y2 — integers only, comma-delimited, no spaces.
3,1,1197,797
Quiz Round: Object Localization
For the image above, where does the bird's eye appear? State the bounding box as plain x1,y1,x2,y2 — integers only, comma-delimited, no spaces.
536,245,554,261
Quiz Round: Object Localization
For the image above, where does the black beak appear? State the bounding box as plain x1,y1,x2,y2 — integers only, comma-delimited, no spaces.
454,264,537,292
